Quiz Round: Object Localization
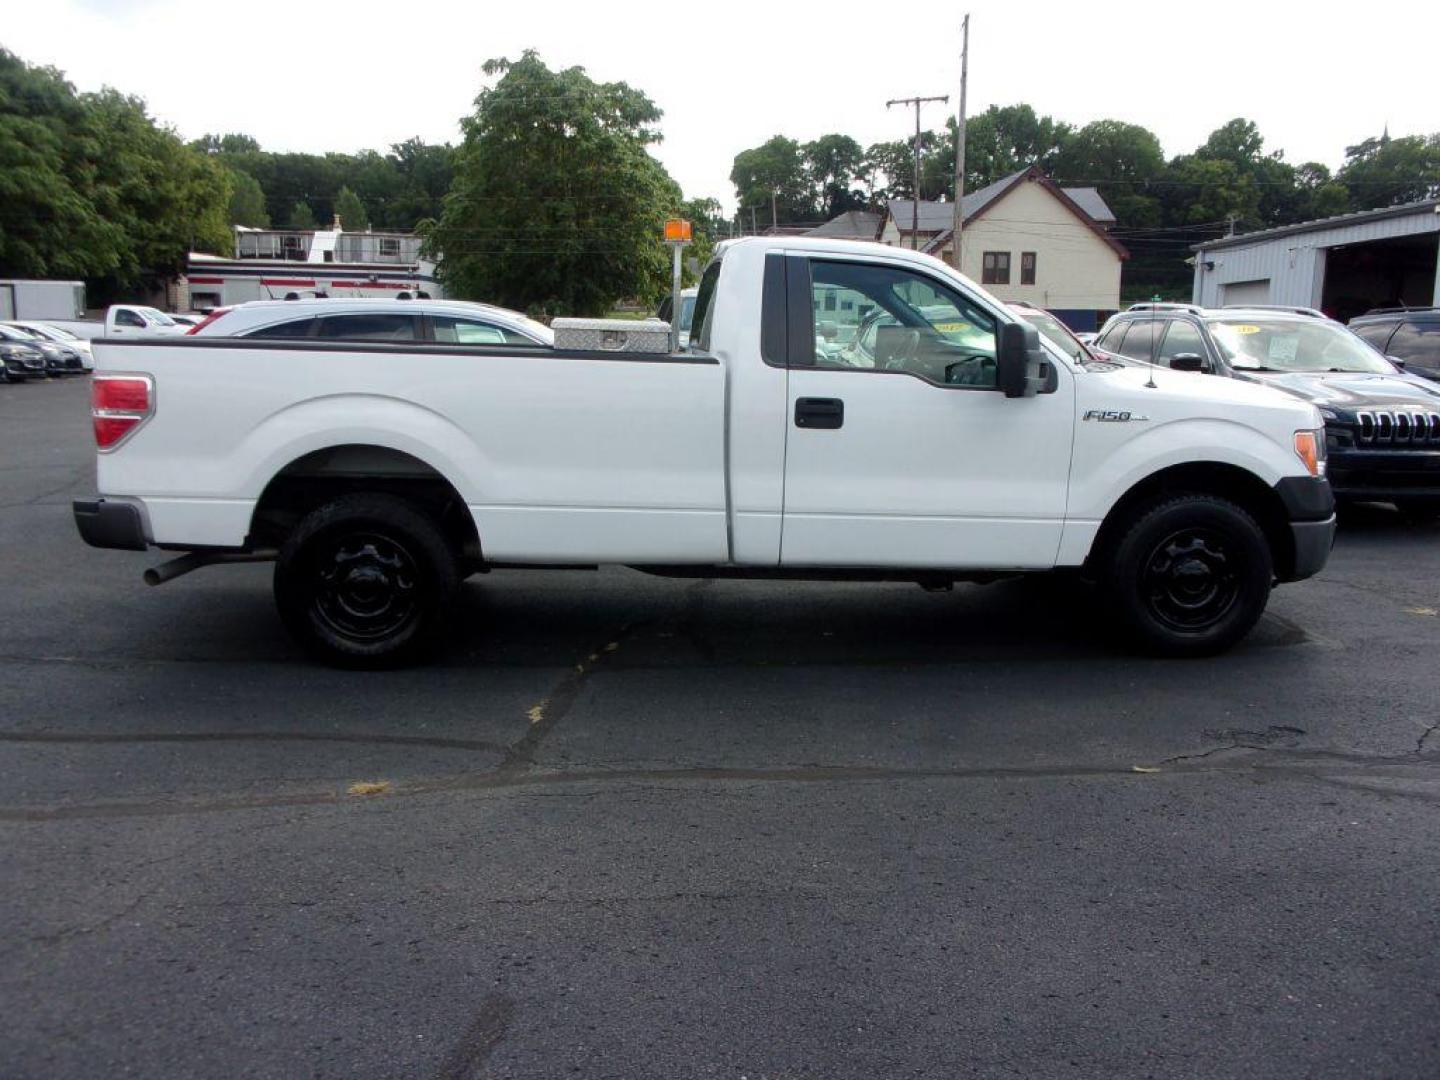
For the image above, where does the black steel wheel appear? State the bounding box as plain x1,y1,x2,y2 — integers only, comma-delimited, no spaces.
1107,494,1273,657
274,494,459,667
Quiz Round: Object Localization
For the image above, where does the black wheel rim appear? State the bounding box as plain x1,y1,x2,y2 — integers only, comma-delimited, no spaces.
1141,527,1239,633
310,530,422,643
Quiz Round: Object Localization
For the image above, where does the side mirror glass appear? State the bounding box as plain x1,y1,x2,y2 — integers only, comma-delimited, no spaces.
996,322,1047,398
1170,352,1207,373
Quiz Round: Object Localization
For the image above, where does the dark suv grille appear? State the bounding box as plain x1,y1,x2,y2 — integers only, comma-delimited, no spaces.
1355,410,1440,446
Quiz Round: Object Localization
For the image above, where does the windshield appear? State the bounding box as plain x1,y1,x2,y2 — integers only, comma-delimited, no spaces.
678,296,696,333
1015,308,1087,364
1208,318,1394,374
43,325,79,340
140,307,177,327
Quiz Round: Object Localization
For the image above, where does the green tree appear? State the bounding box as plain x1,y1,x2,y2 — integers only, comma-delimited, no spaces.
803,134,866,219
0,51,123,279
333,185,369,230
1052,119,1166,226
731,135,813,225
1338,133,1440,208
228,169,270,227
432,51,683,316
288,200,316,229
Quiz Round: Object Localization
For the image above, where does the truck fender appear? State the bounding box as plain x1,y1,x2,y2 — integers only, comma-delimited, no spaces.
236,394,490,506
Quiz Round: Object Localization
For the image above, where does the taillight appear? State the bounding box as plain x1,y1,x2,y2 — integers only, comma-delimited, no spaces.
92,375,154,450
186,307,233,335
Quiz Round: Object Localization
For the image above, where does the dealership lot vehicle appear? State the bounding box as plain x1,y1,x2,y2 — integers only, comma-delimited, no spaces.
77,239,1334,665
0,335,47,381
1096,306,1440,517
4,320,94,369
0,323,83,375
188,297,554,345
1349,306,1440,382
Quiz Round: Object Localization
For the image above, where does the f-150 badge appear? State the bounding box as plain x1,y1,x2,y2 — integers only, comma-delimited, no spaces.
1083,410,1150,422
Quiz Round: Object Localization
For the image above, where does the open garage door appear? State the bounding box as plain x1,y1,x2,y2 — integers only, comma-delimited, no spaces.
1323,234,1439,323
1222,279,1270,306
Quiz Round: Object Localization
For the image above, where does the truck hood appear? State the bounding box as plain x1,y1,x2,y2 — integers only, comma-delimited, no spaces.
1235,370,1440,413
1089,363,1317,416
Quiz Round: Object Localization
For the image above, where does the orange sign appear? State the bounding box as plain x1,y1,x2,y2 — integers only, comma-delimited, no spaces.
664,219,692,243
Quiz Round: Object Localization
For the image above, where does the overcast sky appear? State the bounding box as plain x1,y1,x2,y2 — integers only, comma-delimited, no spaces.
11,0,1437,215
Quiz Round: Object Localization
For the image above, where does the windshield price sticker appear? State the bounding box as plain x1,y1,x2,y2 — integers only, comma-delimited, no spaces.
1232,325,1262,335
1269,336,1300,363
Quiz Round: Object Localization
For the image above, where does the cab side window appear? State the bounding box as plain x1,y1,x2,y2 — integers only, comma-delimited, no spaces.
1116,320,1159,363
115,310,145,328
430,316,529,345
1388,322,1440,366
316,314,418,341
1157,320,1206,367
807,260,998,388
247,318,319,339
1352,322,1396,353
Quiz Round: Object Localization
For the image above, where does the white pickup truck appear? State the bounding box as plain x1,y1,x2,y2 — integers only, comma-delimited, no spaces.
75,237,1336,666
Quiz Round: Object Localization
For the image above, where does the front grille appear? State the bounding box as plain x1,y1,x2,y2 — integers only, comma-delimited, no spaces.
1355,410,1440,446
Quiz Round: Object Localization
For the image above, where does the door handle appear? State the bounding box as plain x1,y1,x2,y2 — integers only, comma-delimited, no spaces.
795,397,844,429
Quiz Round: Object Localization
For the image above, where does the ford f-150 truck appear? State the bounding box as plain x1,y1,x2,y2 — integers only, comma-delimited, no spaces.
74,237,1336,666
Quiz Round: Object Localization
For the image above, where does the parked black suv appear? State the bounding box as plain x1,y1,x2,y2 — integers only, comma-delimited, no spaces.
1348,307,1440,383
1096,305,1440,520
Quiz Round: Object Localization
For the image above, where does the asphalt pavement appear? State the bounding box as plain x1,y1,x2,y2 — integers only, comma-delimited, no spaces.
2,376,1438,1079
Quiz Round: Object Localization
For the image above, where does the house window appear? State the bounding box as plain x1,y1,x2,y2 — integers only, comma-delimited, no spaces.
379,237,401,259
981,251,1010,285
1021,252,1037,285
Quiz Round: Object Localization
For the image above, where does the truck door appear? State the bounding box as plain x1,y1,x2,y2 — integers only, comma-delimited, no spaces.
779,254,1074,569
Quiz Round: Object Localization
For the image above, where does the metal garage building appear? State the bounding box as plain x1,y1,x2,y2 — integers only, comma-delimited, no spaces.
1192,200,1440,322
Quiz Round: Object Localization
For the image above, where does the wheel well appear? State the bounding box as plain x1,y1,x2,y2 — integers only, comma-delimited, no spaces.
248,445,480,558
1087,462,1293,579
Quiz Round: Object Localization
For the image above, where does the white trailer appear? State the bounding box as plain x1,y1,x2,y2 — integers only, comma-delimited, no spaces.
0,280,86,321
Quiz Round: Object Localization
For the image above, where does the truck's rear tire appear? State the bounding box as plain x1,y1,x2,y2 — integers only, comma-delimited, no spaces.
273,493,459,668
1105,494,1272,657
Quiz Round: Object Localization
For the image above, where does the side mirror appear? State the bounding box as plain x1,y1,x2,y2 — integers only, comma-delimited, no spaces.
1170,352,1207,373
996,322,1049,398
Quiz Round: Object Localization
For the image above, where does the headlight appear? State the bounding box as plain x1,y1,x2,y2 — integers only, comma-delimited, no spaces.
1294,430,1326,477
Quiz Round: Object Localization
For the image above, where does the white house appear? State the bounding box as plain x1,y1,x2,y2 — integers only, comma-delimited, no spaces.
873,166,1128,330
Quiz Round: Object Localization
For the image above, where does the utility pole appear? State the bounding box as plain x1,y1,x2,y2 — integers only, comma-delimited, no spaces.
887,94,949,250
771,188,778,231
750,206,758,236
952,14,969,270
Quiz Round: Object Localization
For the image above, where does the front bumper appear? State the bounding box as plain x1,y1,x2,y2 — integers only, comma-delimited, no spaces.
1328,447,1440,499
1287,516,1336,581
73,499,148,551
1273,476,1335,582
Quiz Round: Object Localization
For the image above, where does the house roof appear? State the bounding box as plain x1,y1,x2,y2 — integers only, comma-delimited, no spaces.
805,210,885,241
907,166,1128,259
1060,186,1116,224
1191,198,1440,253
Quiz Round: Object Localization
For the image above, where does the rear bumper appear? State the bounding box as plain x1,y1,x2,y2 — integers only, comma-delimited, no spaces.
73,499,148,551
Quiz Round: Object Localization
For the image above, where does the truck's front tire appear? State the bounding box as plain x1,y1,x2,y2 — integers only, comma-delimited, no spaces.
1105,494,1273,657
274,494,459,668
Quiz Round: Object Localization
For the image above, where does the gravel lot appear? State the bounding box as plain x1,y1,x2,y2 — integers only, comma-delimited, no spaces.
2,376,1438,1079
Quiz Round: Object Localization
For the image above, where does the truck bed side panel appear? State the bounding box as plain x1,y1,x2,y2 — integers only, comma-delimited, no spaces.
94,341,729,562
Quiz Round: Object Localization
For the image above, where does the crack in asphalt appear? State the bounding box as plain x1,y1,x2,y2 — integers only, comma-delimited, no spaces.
1,752,1435,824
0,731,508,754
1418,721,1439,755
495,620,643,777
